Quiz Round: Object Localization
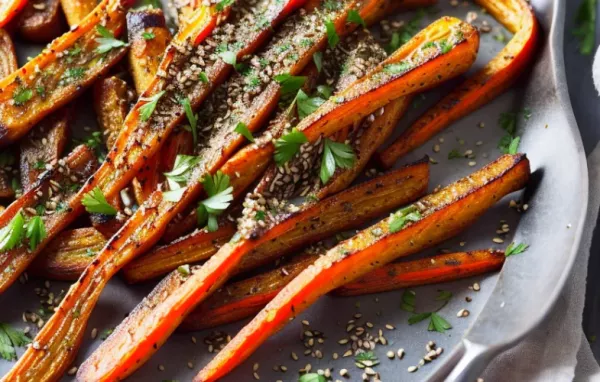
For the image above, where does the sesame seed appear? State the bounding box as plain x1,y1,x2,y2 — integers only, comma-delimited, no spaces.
67,366,77,376
187,362,194,369
397,348,405,359
333,352,339,360
433,144,440,153
408,366,418,372
473,282,481,291
158,364,165,371
387,350,395,359
91,328,97,339
492,237,504,244
468,161,477,167
385,324,395,330
253,362,259,371
291,352,298,361
253,372,260,380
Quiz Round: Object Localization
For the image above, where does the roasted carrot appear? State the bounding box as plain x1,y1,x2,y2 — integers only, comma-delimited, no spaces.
0,0,27,28
0,28,18,77
29,227,107,281
2,2,308,380
127,8,172,94
60,0,97,26
123,158,428,283
79,160,429,380
335,249,505,296
92,76,132,149
181,250,504,330
377,0,539,168
0,29,18,199
0,0,132,146
197,154,530,380
18,0,66,43
20,106,71,191
0,145,99,291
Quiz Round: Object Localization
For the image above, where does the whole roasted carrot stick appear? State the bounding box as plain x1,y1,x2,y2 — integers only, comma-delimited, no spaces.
196,154,530,381
377,0,539,168
181,249,504,330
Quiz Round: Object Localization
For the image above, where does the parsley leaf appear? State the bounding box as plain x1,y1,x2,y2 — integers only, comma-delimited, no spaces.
100,328,113,340
429,312,452,333
274,128,308,165
0,323,31,361
448,149,462,159
408,312,431,325
319,138,355,184
355,351,379,368
389,205,421,233
507,136,521,154
142,31,155,40
255,210,265,221
274,73,306,95
216,0,234,11
220,51,237,66
13,88,32,106
498,110,527,154
0,211,25,251
325,19,339,48
180,97,198,146
234,122,254,142
197,172,234,232
177,264,191,276
317,85,332,99
296,90,326,119
401,290,416,312
82,187,118,215
164,155,201,191
95,25,127,54
139,90,165,122
313,52,323,73
347,9,365,28
298,374,326,382
505,242,529,257
26,216,47,251
198,72,209,83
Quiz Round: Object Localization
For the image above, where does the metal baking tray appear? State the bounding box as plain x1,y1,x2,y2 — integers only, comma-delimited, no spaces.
0,0,587,380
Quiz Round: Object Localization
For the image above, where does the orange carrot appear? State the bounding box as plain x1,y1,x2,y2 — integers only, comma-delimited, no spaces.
0,0,27,28
181,249,504,330
377,0,539,168
196,154,530,381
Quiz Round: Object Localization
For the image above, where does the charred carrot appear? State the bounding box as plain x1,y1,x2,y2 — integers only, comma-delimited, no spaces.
0,0,132,146
377,0,539,168
18,0,65,43
92,76,131,149
197,154,530,380
181,250,504,330
2,1,308,380
0,29,18,199
0,28,18,77
0,0,27,28
19,106,71,191
335,249,505,296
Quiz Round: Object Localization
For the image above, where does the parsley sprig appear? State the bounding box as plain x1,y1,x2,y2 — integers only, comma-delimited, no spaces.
139,90,166,122
12,87,33,106
234,122,254,142
95,25,127,54
197,172,234,232
0,211,25,251
346,9,365,28
498,109,529,154
573,0,597,55
403,290,453,333
355,351,379,369
298,374,326,382
26,216,47,251
319,138,355,184
274,73,307,95
505,242,529,257
296,90,326,119
0,323,31,360
82,187,118,215
180,97,198,146
163,155,201,191
274,128,308,165
325,19,339,48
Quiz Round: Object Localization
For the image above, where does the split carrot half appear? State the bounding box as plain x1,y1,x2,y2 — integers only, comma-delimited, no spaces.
377,0,539,168
196,154,530,381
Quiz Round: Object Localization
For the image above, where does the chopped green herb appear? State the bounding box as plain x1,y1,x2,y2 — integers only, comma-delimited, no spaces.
313,52,323,73
436,290,453,301
100,328,113,340
142,0,161,8
316,85,332,99
319,138,355,184
389,205,421,233
408,312,431,324
384,61,411,74
355,351,379,368
142,31,155,40
346,9,365,28
573,0,596,55
505,242,529,257
0,323,31,361
82,187,118,215
198,72,209,83
493,33,507,43
234,122,254,142
216,0,234,12
163,187,187,202
164,155,201,191
197,172,233,232
448,149,462,159
274,128,308,165
220,51,237,66
59,67,86,86
386,32,402,54
177,264,191,276
439,39,452,54
296,90,326,119
180,97,198,146
255,210,265,221
429,312,452,333
0,211,25,251
401,290,416,312
274,73,306,95
33,160,46,170
139,90,165,122
95,25,127,54
35,86,45,98
323,0,341,11
325,19,339,48
298,374,326,382
13,87,33,106
26,216,46,251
